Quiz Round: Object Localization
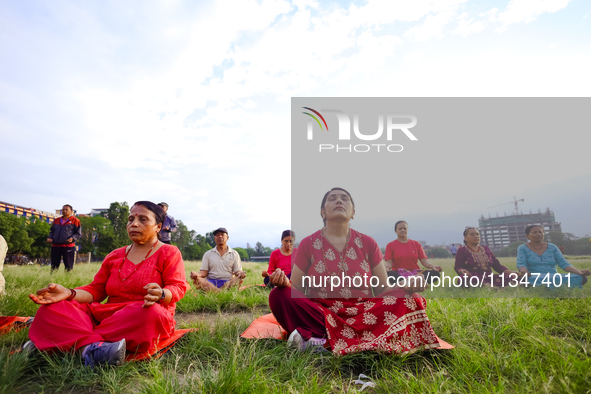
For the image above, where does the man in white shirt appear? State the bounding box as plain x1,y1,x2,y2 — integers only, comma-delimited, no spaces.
190,227,246,292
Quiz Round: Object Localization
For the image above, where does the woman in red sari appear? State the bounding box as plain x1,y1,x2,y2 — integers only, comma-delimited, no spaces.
268,188,440,355
27,201,187,367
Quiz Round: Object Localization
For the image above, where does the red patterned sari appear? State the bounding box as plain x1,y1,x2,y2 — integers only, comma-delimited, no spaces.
293,229,440,355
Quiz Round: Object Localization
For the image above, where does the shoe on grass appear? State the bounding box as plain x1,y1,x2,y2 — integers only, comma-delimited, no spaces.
306,337,329,353
22,340,38,355
82,339,126,368
287,330,328,353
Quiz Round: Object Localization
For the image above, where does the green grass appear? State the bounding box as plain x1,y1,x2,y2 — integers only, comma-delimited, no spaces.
0,259,590,393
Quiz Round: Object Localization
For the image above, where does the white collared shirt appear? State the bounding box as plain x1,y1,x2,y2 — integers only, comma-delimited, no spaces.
201,245,242,280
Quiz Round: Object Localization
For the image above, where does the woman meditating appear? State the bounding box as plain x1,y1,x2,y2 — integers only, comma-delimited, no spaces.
516,225,589,288
384,221,442,284
455,227,519,287
268,188,440,355
27,201,187,367
262,230,296,288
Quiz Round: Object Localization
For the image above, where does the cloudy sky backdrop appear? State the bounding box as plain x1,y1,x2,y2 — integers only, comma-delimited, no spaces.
1,0,590,248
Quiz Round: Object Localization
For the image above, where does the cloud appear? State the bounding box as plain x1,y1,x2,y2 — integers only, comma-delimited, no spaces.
497,0,571,28
1,0,590,247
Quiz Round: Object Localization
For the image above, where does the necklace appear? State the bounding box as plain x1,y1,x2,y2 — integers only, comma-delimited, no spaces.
467,245,480,253
528,242,545,251
118,241,158,282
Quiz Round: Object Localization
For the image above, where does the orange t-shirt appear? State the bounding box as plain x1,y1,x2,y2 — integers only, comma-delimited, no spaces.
384,239,427,271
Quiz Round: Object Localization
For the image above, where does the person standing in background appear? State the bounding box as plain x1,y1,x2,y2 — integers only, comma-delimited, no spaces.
0,234,7,294
47,204,81,272
157,203,177,245
450,244,458,257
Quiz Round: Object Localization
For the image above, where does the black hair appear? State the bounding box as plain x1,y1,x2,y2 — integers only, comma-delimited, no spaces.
394,220,407,232
131,201,166,240
463,227,478,245
62,204,73,210
281,230,295,241
320,187,355,226
525,225,544,235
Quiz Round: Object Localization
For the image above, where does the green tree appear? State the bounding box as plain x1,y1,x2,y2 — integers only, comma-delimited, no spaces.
254,242,265,256
79,215,117,258
171,220,193,253
195,234,213,256
546,231,564,244
184,243,203,261
0,212,20,248
25,217,51,260
234,247,249,261
245,247,256,258
0,213,33,257
170,220,207,261
107,202,130,249
205,232,215,248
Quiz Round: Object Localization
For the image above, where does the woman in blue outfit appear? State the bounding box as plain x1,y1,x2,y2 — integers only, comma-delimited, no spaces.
516,225,590,289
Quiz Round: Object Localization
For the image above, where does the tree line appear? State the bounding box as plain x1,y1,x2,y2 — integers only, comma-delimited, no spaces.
0,201,278,263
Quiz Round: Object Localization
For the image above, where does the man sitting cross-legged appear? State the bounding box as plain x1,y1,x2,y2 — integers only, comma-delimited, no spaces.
190,228,246,292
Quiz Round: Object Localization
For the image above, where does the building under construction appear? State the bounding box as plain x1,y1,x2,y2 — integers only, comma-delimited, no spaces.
478,208,562,251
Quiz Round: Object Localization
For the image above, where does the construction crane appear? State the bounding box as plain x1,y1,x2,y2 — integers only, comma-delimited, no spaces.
487,196,524,215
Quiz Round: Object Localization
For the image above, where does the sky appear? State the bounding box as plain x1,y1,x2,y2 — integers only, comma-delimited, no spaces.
1,0,590,248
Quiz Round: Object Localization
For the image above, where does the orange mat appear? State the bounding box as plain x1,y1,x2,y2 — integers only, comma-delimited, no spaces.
126,328,196,361
0,316,33,335
240,313,454,349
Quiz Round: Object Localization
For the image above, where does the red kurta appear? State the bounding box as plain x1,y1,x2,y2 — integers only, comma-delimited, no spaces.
29,244,187,353
384,239,427,271
267,247,297,276
275,228,440,356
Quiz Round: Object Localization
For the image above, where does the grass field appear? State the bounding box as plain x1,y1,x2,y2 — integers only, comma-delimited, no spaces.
1,257,590,393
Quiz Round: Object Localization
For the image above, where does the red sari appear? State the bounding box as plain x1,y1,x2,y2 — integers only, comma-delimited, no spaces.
282,229,440,355
29,244,187,353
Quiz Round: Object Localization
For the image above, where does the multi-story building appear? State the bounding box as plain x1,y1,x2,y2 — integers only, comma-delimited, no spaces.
478,208,562,251
0,200,59,223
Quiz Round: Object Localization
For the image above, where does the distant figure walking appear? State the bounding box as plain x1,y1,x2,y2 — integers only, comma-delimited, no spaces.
157,202,177,244
558,245,566,254
47,204,81,272
450,244,458,257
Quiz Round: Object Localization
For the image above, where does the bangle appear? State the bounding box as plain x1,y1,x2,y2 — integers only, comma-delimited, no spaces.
160,289,166,301
66,288,76,301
